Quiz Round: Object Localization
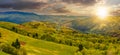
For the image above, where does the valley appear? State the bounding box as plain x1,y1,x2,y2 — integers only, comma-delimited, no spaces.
0,11,120,55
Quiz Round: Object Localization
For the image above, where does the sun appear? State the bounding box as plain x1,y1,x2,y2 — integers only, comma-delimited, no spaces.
95,6,109,19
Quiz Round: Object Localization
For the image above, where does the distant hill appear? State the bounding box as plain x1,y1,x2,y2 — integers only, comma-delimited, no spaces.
0,11,87,24
0,11,120,36
64,16,120,36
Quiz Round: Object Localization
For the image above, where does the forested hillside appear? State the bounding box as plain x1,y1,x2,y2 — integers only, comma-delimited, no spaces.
0,21,120,55
0,27,77,55
0,11,120,37
64,16,120,36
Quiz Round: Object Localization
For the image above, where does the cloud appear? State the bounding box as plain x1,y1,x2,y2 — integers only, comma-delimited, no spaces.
0,1,47,10
111,9,120,16
0,0,71,13
0,0,114,15
43,3,70,13
106,0,120,5
62,0,98,6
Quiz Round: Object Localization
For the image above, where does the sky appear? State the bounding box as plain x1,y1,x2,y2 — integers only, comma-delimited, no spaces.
0,0,119,15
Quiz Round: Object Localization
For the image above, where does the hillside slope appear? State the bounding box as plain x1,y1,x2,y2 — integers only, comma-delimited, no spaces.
64,16,120,36
0,27,77,55
0,51,9,55
1,21,120,55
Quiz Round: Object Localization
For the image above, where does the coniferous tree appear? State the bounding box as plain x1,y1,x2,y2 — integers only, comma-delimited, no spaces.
35,33,38,37
33,34,35,38
0,33,1,37
12,27,15,31
15,39,20,49
78,44,83,51
12,27,18,33
12,39,20,49
27,33,29,36
35,33,38,38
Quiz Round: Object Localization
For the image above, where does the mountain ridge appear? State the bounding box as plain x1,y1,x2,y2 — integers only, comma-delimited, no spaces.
0,11,89,24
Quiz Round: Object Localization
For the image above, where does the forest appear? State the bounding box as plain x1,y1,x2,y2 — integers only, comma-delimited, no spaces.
0,21,120,55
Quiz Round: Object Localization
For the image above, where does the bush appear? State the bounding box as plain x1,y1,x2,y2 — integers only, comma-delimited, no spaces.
78,44,83,51
0,42,27,55
41,34,56,41
0,33,1,37
0,43,17,55
12,39,21,49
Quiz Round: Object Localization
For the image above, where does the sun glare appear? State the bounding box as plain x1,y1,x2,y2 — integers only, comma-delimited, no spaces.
95,6,109,20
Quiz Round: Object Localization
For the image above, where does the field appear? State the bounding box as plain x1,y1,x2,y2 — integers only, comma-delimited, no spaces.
0,27,77,55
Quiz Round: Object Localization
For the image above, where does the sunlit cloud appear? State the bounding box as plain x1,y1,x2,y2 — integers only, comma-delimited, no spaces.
0,0,119,15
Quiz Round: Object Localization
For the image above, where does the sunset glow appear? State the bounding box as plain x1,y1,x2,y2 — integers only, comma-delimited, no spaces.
95,6,109,19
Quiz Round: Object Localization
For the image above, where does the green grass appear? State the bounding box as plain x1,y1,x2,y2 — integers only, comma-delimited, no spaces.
0,27,78,55
0,51,10,55
1,21,120,55
0,21,18,29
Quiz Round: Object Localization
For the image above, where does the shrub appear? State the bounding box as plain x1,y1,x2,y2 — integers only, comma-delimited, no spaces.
0,43,17,55
0,33,1,37
12,39,21,49
78,44,83,51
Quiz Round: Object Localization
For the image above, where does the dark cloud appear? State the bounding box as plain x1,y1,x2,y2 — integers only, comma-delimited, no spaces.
54,9,70,13
53,7,70,13
41,3,70,13
0,0,70,13
0,0,103,14
0,1,47,10
62,0,98,6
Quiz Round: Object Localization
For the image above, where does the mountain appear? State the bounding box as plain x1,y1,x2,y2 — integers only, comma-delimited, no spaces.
0,11,120,36
0,11,88,24
65,16,120,36
0,26,77,55
0,11,39,23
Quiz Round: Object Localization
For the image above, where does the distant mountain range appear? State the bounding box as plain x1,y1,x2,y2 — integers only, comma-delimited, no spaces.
0,11,120,36
0,11,89,24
